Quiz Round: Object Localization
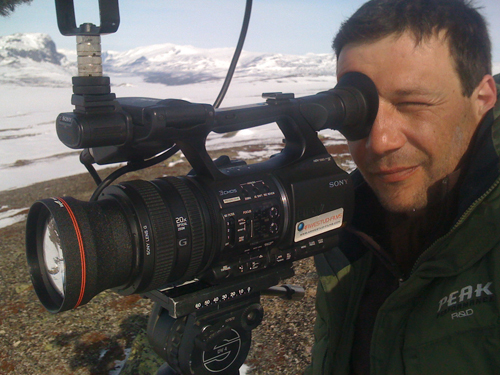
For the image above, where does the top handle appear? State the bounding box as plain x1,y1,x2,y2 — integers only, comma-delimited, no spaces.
55,0,120,36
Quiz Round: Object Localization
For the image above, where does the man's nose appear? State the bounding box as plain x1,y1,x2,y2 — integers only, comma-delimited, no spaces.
365,102,406,156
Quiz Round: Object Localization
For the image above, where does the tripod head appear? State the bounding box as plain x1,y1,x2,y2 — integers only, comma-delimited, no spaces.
146,266,295,375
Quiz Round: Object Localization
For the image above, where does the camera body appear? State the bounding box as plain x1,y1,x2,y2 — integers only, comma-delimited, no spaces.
102,93,355,295
27,87,366,314
185,149,352,285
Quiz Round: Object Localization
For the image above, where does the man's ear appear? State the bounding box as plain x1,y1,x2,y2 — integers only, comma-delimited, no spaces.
473,74,497,119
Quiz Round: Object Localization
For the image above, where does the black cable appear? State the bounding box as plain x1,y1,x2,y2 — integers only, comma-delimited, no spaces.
83,162,102,185
212,0,252,109
89,145,179,201
80,149,102,185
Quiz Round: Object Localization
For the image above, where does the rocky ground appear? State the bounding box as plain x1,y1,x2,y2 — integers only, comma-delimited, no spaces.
0,143,350,374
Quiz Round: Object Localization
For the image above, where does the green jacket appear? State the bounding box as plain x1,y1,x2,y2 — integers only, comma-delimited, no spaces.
306,78,500,375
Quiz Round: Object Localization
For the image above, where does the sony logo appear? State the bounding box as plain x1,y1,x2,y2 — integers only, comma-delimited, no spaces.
329,179,349,188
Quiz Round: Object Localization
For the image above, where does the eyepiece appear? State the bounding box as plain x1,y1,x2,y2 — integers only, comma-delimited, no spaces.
298,71,379,141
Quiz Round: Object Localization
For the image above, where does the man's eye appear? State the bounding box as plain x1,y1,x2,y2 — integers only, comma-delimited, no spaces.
399,101,429,106
396,102,431,110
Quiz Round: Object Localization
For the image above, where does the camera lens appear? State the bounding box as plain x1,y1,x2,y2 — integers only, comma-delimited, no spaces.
26,177,216,313
26,196,135,313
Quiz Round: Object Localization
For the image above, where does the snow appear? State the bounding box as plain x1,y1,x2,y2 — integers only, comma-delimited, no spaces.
0,206,27,229
102,43,336,85
0,33,52,54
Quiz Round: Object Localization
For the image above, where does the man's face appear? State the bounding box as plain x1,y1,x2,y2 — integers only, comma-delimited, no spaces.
337,32,489,213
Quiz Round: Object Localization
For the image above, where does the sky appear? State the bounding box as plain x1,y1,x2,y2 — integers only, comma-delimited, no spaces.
1,0,500,61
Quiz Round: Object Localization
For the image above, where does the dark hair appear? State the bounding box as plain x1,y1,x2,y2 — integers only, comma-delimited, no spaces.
333,0,491,96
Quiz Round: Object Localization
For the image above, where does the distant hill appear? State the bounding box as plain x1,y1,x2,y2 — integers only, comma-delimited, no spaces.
0,33,337,87
102,43,337,85
0,33,75,86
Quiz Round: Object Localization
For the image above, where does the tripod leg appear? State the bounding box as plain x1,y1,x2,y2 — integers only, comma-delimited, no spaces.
156,363,180,375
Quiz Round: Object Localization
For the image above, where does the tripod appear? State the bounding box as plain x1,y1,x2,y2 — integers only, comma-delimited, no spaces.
145,265,303,375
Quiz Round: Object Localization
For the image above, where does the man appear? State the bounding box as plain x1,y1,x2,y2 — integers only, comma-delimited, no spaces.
306,0,500,374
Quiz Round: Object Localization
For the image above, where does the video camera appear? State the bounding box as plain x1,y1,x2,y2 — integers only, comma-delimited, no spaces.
25,1,378,374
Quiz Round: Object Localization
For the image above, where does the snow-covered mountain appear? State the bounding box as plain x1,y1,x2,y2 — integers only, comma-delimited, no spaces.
102,43,336,85
0,33,336,87
0,33,65,64
0,33,76,87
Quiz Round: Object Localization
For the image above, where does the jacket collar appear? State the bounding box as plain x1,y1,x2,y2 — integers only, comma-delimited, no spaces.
457,109,499,218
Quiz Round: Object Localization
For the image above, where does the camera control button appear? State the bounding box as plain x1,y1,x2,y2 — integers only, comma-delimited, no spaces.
274,250,293,263
241,188,251,199
269,222,279,234
269,206,279,218
237,263,247,273
225,217,236,246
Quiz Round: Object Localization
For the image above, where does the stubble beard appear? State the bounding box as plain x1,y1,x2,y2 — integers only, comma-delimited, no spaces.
371,178,430,213
366,144,465,214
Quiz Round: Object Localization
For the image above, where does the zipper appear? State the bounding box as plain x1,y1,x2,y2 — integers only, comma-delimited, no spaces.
406,175,500,280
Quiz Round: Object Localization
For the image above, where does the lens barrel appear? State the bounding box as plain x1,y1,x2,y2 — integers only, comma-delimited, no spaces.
26,177,215,313
26,196,134,312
